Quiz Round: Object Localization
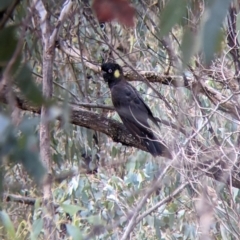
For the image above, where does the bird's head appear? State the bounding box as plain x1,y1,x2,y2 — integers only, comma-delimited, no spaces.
101,62,123,85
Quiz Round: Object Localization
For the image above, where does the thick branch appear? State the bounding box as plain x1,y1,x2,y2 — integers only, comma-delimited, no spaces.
4,193,59,209
8,94,171,158
34,0,73,238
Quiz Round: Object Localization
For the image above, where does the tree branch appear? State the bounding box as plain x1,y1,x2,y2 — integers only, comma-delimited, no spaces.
2,92,240,188
57,40,240,122
4,93,171,158
34,0,74,238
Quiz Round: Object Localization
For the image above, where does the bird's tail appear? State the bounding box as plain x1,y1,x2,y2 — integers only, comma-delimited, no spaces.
142,132,172,159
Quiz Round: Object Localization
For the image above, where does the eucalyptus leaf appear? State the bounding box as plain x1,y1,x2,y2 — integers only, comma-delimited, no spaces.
200,0,232,64
18,149,46,183
0,26,18,67
30,219,43,240
160,0,187,36
66,224,83,240
0,0,14,11
181,27,195,67
0,114,10,137
15,64,44,105
60,203,84,215
154,217,162,239
0,211,16,240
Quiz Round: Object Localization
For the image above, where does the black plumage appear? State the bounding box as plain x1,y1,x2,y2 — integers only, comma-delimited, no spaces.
101,62,171,158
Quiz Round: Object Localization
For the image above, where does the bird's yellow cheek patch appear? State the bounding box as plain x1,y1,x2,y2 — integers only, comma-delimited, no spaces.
114,69,120,78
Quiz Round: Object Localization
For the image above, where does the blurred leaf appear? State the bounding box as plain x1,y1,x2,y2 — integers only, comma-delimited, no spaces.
48,106,63,121
87,215,101,224
0,0,14,11
66,224,83,240
126,159,136,172
17,149,46,183
111,146,118,157
183,223,191,240
160,0,186,36
154,217,161,239
181,27,195,67
0,26,17,64
0,210,16,240
15,64,44,105
168,202,178,213
92,0,135,27
168,213,175,227
30,219,43,240
60,204,84,215
18,117,40,134
0,115,46,183
0,114,10,138
200,0,232,65
0,0,12,11
34,198,41,209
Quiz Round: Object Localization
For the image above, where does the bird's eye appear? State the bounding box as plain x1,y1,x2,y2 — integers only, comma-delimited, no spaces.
108,69,112,73
100,23,105,29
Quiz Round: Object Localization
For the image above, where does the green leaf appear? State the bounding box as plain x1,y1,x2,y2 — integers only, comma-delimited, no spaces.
60,204,84,215
66,224,83,240
181,27,195,67
15,64,44,105
18,117,40,134
0,114,10,137
34,198,41,209
0,26,17,64
18,149,46,183
0,211,16,240
87,215,101,224
183,223,191,240
154,216,162,239
160,0,187,36
126,159,136,172
30,219,43,240
200,0,232,65
0,0,14,11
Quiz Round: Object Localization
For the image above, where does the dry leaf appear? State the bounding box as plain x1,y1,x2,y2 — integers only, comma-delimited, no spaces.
92,0,135,27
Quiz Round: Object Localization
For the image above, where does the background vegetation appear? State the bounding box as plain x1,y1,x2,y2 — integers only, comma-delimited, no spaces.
0,0,240,239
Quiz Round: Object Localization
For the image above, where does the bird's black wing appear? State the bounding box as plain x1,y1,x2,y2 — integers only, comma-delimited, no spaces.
110,81,168,156
111,81,151,129
131,86,159,127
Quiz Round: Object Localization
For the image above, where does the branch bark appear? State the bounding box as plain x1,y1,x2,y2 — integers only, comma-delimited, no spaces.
4,93,170,157
34,0,73,239
34,0,56,238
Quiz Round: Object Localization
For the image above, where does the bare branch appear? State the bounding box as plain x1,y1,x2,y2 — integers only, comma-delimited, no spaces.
50,0,74,45
57,39,100,72
136,182,189,224
34,0,49,44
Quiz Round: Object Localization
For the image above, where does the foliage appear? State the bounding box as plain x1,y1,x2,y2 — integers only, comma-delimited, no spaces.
0,0,240,239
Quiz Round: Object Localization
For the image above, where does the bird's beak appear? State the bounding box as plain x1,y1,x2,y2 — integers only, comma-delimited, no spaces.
102,73,108,82
101,67,108,82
